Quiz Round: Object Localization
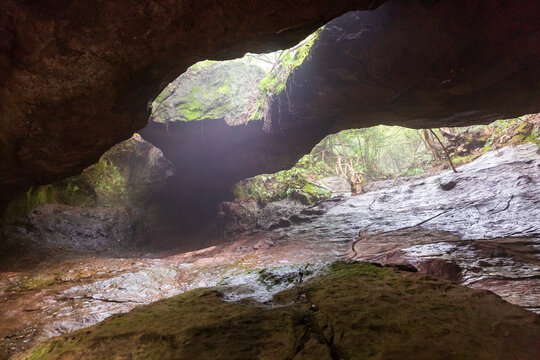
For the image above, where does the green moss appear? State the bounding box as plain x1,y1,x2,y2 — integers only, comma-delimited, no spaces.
54,177,96,207
27,186,57,210
327,261,388,279
17,287,300,360
217,80,232,96
189,60,218,70
451,153,478,167
180,106,204,122
82,158,127,204
523,133,540,148
152,60,265,125
21,345,49,360
19,261,540,360
1,186,59,223
8,273,60,292
258,75,281,95
258,28,321,96
233,159,330,206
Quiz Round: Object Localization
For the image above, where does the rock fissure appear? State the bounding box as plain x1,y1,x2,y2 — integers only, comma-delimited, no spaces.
59,295,145,305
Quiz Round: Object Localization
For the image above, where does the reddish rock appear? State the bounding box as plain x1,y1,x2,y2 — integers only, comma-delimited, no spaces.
417,259,463,283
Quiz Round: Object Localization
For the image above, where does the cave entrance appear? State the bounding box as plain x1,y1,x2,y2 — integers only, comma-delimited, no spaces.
2,3,540,355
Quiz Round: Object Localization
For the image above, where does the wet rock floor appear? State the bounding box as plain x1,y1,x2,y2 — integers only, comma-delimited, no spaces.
1,144,540,358
15,262,540,360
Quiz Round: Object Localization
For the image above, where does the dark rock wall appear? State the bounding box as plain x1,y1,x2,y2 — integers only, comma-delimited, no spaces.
275,0,540,133
2,0,540,221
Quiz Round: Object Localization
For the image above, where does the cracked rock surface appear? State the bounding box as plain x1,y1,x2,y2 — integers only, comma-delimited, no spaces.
276,144,540,313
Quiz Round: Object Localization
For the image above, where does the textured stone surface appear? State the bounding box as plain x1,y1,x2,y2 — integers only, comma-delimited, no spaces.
1,144,540,358
0,0,378,204
277,144,540,313
284,144,540,243
151,60,265,125
15,262,540,360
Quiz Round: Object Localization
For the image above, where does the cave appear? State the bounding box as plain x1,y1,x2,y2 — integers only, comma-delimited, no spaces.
1,1,540,359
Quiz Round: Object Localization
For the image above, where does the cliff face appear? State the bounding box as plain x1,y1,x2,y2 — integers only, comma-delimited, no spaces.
141,0,540,208
0,0,379,204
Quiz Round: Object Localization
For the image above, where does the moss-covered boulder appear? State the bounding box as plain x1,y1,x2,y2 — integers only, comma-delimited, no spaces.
78,134,173,207
2,134,173,223
152,60,265,125
0,135,174,257
18,262,540,360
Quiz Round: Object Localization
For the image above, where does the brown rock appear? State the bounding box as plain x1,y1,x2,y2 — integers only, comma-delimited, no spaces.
417,259,463,283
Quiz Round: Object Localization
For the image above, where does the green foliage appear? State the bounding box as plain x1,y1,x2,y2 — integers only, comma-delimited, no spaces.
233,125,431,203
258,28,321,96
248,98,265,121
258,75,284,95
448,115,540,166
400,166,425,177
310,126,430,181
233,164,330,205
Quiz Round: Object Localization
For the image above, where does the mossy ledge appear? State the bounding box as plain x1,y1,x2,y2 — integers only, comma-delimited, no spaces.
17,262,540,360
1,134,172,224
